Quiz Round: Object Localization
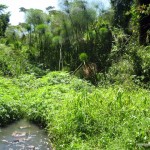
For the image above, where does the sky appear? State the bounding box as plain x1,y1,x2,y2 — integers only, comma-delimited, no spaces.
0,0,110,25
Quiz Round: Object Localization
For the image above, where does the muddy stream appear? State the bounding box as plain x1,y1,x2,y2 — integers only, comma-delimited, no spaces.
0,119,51,150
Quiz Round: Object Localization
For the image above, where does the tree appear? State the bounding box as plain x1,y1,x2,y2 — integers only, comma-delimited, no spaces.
110,0,133,32
138,0,150,45
61,0,97,69
19,7,27,13
0,4,10,37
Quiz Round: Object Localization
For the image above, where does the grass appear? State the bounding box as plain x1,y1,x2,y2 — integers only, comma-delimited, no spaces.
0,71,150,149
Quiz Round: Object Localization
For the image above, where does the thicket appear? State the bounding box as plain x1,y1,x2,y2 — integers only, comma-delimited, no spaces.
0,77,23,126
0,72,150,149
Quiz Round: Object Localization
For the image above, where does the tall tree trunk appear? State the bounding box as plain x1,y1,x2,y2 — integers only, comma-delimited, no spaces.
139,0,150,45
59,44,63,71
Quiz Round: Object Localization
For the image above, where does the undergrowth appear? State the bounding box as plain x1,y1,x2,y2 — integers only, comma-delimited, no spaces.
0,77,24,126
0,72,150,149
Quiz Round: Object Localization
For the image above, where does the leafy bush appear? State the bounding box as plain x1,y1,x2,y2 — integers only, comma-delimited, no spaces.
107,58,134,85
0,77,24,126
0,44,28,76
0,72,149,149
136,46,150,82
129,45,150,88
20,72,149,149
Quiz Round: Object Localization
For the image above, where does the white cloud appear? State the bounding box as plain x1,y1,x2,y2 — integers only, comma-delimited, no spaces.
1,0,110,25
1,0,59,25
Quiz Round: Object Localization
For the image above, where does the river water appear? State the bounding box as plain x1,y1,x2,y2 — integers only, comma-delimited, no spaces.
0,119,51,150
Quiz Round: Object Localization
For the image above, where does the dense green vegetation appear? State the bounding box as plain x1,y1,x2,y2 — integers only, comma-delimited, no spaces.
0,77,23,126
0,0,150,149
0,72,150,149
0,0,150,84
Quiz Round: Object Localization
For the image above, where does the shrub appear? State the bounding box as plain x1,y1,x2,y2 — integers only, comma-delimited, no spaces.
107,58,134,85
0,77,24,126
130,45,150,88
0,72,149,149
0,44,28,76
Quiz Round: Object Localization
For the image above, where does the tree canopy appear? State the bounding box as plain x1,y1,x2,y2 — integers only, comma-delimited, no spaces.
0,0,150,85
0,4,10,37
